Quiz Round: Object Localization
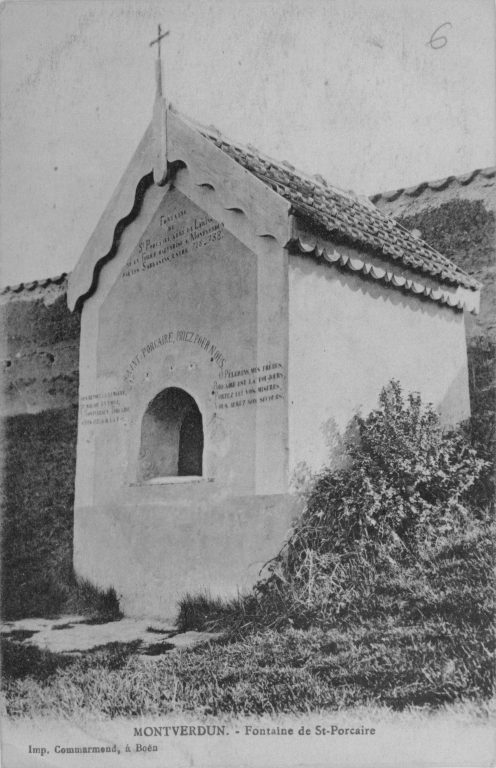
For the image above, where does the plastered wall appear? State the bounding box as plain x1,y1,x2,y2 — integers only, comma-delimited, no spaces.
287,250,470,479
73,186,295,618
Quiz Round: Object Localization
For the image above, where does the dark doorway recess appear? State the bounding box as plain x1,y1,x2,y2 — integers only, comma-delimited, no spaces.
139,388,203,481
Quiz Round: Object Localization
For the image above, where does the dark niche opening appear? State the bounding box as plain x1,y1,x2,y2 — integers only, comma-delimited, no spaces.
138,387,204,481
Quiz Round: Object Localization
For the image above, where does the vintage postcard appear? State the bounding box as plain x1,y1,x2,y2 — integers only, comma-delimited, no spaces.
0,1,494,766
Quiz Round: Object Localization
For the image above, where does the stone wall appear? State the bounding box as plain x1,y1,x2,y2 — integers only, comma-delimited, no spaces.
371,168,495,344
0,276,80,619
1,275,80,416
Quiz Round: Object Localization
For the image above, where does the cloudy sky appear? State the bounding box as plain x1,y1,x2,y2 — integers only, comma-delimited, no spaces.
0,0,494,287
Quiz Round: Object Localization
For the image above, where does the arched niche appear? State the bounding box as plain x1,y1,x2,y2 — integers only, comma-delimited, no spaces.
138,388,204,482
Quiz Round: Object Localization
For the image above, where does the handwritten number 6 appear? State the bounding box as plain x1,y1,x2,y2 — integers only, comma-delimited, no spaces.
427,22,452,50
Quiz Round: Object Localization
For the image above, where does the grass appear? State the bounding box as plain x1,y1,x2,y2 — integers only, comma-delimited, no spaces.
3,496,493,719
2,620,493,719
170,384,495,716
61,578,122,622
1,385,494,720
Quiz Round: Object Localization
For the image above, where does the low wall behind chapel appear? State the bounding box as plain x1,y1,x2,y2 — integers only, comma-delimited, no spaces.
0,276,80,619
0,275,80,416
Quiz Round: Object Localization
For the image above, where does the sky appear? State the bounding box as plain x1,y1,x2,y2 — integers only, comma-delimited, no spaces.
0,0,494,288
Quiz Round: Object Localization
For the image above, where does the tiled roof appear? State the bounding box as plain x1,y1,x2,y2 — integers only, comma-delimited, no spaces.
190,117,480,291
370,167,495,205
6,120,485,303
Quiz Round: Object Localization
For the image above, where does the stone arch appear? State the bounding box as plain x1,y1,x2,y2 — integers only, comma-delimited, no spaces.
138,387,204,481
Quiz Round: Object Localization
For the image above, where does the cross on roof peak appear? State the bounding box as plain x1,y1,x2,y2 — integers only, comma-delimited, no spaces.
149,25,170,98
149,24,169,59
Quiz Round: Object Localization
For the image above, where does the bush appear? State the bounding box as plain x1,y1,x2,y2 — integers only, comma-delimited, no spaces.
176,382,493,707
179,381,493,658
254,382,491,627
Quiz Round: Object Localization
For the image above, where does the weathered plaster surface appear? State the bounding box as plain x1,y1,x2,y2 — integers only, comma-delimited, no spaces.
287,251,470,477
74,493,298,620
74,187,293,617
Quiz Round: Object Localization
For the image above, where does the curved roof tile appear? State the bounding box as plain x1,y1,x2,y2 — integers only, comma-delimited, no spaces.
1,273,68,300
370,166,496,205
4,118,487,300
187,114,480,291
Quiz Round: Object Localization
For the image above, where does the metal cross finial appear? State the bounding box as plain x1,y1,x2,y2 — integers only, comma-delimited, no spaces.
149,24,169,60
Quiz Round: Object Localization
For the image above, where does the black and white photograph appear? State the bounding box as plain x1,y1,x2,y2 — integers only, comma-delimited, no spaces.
0,1,494,766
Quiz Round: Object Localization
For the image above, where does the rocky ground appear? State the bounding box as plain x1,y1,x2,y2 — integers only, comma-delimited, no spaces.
1,616,222,658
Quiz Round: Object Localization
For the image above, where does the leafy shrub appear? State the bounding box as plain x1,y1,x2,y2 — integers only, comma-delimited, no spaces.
180,382,494,657
180,382,491,633
253,382,492,627
178,382,494,707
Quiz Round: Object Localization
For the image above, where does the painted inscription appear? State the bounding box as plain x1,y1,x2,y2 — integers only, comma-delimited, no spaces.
79,390,129,426
124,331,227,384
215,362,285,410
122,210,224,278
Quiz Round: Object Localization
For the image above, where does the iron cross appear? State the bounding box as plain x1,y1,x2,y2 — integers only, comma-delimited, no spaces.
149,25,170,59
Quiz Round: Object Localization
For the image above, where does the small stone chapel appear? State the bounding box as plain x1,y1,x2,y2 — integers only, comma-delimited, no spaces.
68,54,481,619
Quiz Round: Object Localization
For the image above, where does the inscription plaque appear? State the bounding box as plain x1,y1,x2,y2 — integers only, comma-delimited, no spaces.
79,390,129,427
122,210,224,278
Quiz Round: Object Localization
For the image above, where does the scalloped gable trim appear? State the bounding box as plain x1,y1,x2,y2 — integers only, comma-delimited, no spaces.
67,125,156,312
67,108,292,311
